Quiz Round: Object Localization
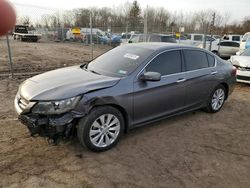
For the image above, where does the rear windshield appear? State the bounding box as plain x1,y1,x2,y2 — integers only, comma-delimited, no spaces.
86,46,154,77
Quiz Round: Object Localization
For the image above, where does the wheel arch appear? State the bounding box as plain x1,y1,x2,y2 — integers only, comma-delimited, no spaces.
219,82,229,100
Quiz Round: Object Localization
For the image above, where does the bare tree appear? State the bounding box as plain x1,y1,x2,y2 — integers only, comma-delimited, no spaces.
18,16,31,26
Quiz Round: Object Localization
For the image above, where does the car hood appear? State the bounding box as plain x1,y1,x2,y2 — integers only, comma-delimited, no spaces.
19,65,120,101
231,56,250,67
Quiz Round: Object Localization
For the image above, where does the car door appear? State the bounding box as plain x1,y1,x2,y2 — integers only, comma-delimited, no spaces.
133,50,187,125
183,49,217,108
219,41,239,56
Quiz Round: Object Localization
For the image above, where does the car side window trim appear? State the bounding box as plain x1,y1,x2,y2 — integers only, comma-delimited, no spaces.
136,48,217,79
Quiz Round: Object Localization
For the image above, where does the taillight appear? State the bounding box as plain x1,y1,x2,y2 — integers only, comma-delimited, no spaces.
231,66,237,76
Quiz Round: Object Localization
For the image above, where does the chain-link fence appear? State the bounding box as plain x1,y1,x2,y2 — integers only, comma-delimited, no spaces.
1,3,226,78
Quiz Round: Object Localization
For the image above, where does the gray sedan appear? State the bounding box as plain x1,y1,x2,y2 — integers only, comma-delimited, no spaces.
15,43,236,151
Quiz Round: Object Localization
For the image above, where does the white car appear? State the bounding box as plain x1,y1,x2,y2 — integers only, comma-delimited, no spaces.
217,41,240,58
201,41,240,58
230,49,250,84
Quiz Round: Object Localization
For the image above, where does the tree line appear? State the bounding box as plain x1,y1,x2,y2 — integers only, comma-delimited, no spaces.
18,0,250,35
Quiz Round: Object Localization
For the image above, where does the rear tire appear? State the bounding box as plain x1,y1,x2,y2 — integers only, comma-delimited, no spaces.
204,85,226,113
77,106,124,152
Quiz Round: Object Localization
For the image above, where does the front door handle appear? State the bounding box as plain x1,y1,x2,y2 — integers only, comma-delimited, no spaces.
211,71,218,75
176,78,186,83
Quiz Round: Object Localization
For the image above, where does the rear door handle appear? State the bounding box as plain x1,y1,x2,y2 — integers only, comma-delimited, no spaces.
176,78,186,83
211,71,218,75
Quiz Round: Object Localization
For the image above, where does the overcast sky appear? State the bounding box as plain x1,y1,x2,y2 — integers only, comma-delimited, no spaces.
9,0,250,23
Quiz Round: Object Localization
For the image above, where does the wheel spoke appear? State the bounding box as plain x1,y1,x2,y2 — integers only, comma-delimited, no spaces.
109,125,119,131
91,132,102,143
105,134,111,145
97,134,105,146
92,121,101,129
90,129,101,137
106,114,113,125
108,131,116,138
108,118,119,128
99,115,105,125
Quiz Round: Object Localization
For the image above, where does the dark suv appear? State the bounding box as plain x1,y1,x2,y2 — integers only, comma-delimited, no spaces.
15,43,236,151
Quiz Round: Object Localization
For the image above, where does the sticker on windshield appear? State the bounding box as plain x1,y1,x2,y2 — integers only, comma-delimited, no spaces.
124,53,139,60
118,70,127,75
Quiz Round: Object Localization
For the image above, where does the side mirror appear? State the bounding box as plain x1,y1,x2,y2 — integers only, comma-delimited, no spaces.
140,72,161,82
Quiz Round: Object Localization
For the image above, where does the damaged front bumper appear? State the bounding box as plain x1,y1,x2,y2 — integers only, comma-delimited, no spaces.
15,93,86,143
18,111,84,143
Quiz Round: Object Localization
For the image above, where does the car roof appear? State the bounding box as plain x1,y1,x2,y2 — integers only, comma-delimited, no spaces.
127,42,199,51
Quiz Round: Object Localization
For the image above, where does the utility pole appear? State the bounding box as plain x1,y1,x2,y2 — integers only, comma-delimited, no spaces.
143,5,148,42
90,11,93,60
6,34,14,78
125,21,128,42
209,12,216,51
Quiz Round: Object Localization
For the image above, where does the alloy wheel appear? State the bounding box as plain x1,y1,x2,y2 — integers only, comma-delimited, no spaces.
89,114,120,148
211,88,225,111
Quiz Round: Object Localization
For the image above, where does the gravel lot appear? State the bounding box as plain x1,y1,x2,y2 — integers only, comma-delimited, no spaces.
0,40,250,188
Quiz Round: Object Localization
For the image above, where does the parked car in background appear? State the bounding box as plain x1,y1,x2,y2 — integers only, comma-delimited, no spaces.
13,25,41,42
180,34,217,46
202,41,240,58
222,34,242,43
230,49,250,84
216,41,240,58
15,43,236,151
128,34,176,43
120,33,132,43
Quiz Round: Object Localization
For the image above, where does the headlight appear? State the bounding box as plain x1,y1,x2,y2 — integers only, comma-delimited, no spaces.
32,96,81,115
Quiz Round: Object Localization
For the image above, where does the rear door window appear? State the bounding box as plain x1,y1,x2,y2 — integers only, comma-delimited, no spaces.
207,54,215,67
146,50,182,76
183,50,209,71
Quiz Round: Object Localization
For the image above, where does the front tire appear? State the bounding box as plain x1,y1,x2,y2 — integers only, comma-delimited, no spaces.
205,85,226,113
77,106,124,152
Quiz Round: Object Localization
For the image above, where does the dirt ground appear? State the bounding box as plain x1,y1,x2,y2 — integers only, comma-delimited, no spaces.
0,40,250,188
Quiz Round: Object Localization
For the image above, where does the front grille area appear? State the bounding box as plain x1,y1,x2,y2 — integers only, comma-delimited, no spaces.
237,75,250,81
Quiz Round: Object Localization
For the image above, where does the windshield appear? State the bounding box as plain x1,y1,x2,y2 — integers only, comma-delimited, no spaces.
241,49,250,56
86,45,154,77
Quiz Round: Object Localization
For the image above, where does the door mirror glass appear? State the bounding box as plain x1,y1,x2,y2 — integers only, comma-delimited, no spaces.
140,72,161,82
